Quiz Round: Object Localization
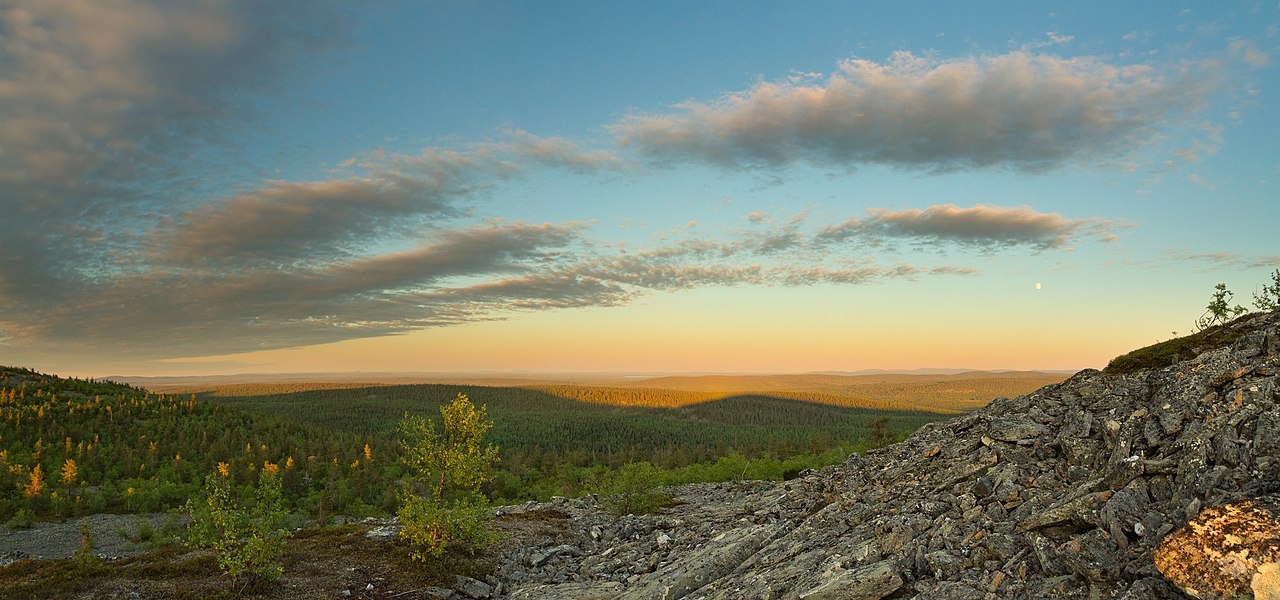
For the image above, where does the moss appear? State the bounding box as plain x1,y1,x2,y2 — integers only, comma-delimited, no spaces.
1104,313,1257,375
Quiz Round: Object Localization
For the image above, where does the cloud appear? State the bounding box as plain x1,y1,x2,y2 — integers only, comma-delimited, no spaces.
2,199,1116,366
1167,250,1280,270
1021,31,1075,51
612,51,1214,172
1229,39,1270,68
0,0,352,331
14,221,588,358
478,129,627,173
0,0,344,193
152,175,461,267
817,204,1127,250
144,127,625,270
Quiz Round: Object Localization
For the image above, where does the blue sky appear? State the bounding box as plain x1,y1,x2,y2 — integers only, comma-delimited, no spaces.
1,1,1277,377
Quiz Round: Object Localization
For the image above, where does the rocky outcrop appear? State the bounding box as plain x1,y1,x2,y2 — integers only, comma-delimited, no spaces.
485,310,1280,599
1153,496,1280,600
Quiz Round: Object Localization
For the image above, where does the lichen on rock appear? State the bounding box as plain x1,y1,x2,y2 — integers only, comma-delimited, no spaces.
1155,496,1280,599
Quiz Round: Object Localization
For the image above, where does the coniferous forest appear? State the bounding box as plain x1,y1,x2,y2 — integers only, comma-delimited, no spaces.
0,365,1058,525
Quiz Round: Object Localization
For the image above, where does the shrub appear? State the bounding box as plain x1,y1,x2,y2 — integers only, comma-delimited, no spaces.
7,507,33,530
397,393,500,561
185,466,292,587
592,461,670,516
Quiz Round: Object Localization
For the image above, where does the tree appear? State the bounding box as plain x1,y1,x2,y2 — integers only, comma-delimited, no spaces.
1254,269,1280,312
397,393,500,561
61,458,78,486
868,417,896,448
23,464,44,499
1197,283,1247,331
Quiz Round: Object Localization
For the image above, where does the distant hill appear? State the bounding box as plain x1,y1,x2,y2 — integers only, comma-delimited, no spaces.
122,370,1069,414
585,371,1070,413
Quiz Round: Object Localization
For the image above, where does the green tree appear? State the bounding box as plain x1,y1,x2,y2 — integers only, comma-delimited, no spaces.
1197,283,1247,331
1254,269,1280,311
397,393,499,561
867,417,896,448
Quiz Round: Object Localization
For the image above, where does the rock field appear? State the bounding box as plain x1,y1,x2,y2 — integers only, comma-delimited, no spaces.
459,310,1280,599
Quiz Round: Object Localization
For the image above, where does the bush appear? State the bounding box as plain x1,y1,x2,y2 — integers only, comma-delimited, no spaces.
397,393,500,561
185,466,292,587
6,507,33,530
592,461,670,516
398,492,495,561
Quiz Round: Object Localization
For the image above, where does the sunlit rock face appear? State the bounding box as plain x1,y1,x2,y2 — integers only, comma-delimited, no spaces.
1154,497,1280,600
478,310,1280,599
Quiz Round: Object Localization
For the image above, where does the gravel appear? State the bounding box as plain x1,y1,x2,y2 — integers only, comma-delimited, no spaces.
0,512,181,567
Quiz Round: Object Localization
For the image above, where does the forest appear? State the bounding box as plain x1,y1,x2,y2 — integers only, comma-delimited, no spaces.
0,366,1061,525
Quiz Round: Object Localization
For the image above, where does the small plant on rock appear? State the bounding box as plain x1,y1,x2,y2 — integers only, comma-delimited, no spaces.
1196,283,1246,331
1254,269,1280,312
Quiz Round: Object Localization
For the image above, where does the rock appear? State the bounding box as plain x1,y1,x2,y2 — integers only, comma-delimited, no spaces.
631,523,786,599
421,588,456,600
529,544,581,568
1058,527,1121,584
908,580,987,600
798,559,903,600
1016,490,1113,532
505,582,624,599
1154,496,1280,599
364,524,399,541
990,417,1051,443
0,550,29,568
454,575,492,599
482,311,1280,600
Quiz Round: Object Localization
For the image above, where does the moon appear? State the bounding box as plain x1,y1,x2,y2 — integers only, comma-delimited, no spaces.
1034,282,1042,290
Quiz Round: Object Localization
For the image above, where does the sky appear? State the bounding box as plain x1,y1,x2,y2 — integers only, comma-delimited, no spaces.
1,1,1278,378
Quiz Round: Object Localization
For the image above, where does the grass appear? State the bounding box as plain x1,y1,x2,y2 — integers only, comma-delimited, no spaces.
1104,313,1259,375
